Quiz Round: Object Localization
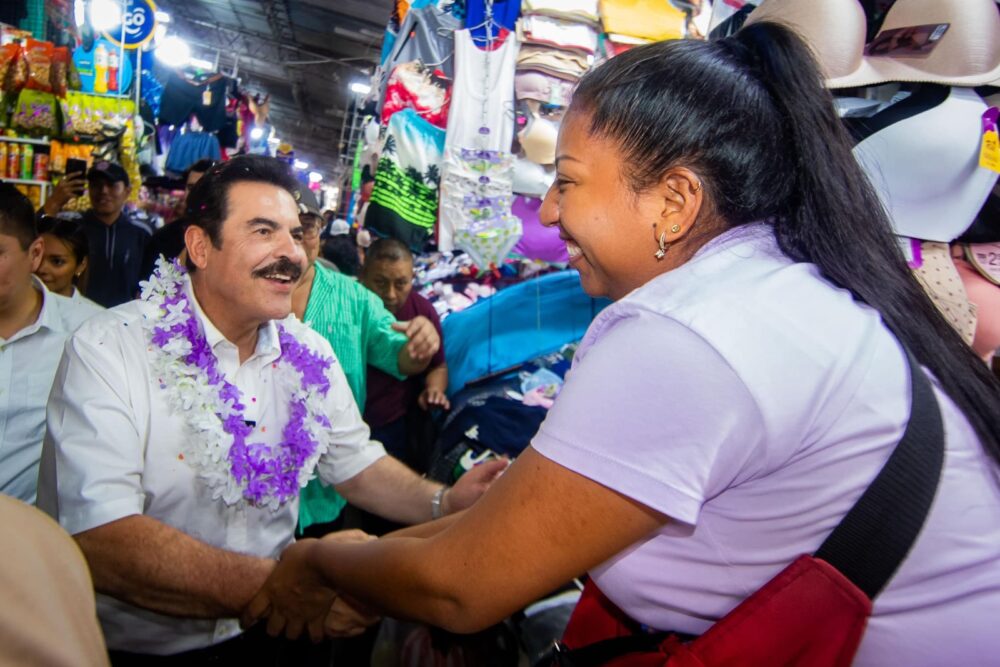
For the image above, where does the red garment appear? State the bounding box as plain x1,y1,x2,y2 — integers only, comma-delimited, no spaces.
382,62,451,128
559,556,871,667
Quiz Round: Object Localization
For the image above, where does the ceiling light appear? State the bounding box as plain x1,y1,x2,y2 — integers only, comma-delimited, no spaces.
155,35,191,68
250,127,265,140
309,171,323,183
189,57,215,71
350,82,371,95
89,0,122,32
294,160,310,170
155,10,171,24
74,0,86,27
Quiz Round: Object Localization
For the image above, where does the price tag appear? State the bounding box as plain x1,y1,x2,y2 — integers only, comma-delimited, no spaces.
965,242,1000,285
202,89,213,107
980,107,1000,174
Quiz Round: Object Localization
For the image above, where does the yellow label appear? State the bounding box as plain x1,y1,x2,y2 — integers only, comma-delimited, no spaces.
202,89,213,106
980,129,1000,173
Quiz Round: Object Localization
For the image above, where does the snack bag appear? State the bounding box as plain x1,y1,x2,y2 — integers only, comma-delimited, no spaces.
50,47,69,97
0,43,19,93
24,39,54,93
2,42,28,93
12,89,57,136
67,55,82,91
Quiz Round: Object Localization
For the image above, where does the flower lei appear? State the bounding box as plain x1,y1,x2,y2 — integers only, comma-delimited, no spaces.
140,258,333,510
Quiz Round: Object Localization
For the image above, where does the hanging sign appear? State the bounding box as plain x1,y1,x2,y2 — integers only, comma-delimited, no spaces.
102,0,159,50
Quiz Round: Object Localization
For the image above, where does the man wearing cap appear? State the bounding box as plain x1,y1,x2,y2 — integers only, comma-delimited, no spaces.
43,161,152,308
291,189,444,539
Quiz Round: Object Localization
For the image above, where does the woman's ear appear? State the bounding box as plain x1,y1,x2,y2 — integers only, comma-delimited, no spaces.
657,168,704,243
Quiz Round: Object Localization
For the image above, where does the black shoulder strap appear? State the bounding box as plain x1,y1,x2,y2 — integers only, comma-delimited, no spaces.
815,351,945,599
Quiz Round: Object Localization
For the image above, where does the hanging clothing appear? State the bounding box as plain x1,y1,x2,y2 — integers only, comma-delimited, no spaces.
465,0,522,42
382,61,452,128
366,109,447,251
164,132,222,175
378,6,461,116
158,71,231,132
438,30,519,253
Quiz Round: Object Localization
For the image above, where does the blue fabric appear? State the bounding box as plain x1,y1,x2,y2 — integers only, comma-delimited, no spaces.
465,0,520,42
164,132,222,175
442,270,609,394
380,29,397,65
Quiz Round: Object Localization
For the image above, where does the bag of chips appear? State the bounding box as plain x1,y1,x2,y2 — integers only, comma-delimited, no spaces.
12,88,58,136
1,42,27,93
50,47,69,97
24,39,54,93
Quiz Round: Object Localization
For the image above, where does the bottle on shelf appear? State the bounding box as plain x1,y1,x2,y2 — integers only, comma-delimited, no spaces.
94,43,109,94
7,142,20,179
34,149,49,182
21,143,34,180
108,48,120,93
0,143,6,179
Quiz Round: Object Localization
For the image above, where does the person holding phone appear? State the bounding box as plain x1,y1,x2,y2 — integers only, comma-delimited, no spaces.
41,160,89,217
43,160,152,308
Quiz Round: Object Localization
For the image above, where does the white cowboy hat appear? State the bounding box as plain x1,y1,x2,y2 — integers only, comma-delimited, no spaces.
745,0,1000,88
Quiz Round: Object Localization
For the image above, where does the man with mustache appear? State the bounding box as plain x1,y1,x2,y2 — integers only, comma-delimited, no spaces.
37,157,504,665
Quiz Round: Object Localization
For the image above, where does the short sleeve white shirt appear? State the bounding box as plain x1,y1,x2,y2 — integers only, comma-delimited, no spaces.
36,277,386,655
0,278,100,503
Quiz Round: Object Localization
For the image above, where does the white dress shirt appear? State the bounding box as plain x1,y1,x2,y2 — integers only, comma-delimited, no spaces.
0,277,99,503
70,285,102,310
36,277,386,655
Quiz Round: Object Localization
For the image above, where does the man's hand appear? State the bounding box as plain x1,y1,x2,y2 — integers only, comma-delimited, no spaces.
393,317,440,366
444,458,509,515
324,596,381,638
43,173,86,215
418,387,450,411
242,530,374,642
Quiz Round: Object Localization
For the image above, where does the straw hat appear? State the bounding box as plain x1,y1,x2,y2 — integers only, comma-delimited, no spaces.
745,0,1000,89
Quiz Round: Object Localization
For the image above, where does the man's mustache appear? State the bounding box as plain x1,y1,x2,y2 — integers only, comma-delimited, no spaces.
252,257,303,282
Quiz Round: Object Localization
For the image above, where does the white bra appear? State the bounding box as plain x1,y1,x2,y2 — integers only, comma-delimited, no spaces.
852,86,999,242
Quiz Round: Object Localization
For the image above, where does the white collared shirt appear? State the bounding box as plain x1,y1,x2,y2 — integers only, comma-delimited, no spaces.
36,277,386,655
70,285,102,310
0,277,100,503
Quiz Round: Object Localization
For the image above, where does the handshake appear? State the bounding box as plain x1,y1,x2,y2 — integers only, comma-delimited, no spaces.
241,530,380,643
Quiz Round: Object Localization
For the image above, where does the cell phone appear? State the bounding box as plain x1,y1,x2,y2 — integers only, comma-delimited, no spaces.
65,158,88,177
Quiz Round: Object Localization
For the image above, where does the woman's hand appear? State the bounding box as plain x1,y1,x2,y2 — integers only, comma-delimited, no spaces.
241,530,374,642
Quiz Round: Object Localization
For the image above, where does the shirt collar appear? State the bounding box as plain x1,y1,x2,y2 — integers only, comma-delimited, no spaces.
184,276,282,363
3,277,57,344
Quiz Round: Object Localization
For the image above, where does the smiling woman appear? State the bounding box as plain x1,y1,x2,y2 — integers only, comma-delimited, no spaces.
246,22,1000,667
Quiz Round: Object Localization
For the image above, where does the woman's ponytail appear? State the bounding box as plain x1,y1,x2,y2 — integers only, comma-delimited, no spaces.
734,21,1000,462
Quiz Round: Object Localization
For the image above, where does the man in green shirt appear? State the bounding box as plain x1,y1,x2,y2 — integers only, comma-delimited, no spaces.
292,192,442,535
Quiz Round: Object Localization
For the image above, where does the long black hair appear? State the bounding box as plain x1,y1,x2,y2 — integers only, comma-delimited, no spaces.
570,22,1000,464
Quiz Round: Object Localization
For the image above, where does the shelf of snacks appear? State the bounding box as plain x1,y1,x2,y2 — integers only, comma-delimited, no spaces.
1,27,140,209
0,135,50,146
0,178,50,186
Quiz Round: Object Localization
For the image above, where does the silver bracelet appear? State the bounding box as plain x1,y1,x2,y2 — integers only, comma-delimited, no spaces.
431,486,449,519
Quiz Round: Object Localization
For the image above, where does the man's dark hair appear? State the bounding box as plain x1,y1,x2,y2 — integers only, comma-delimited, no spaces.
0,183,38,250
184,155,299,248
322,236,361,277
183,159,216,183
366,237,413,266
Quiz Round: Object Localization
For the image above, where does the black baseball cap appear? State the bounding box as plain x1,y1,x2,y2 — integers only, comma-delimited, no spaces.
87,160,130,188
296,187,322,218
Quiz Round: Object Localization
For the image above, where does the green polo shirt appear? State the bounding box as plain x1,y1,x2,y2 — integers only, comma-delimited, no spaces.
298,263,408,530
